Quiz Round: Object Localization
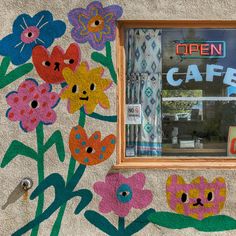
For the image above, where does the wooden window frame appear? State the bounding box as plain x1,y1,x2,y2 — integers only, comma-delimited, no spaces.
114,20,236,169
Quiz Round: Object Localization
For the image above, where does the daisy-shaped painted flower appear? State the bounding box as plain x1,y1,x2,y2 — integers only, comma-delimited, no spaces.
93,172,153,217
68,1,123,50
0,10,66,65
69,125,116,165
60,62,112,114
6,79,59,132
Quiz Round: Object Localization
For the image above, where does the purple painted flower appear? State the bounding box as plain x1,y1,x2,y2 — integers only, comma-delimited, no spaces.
6,79,59,132
68,1,123,50
93,172,153,217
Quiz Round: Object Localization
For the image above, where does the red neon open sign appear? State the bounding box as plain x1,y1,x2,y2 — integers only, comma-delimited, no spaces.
176,41,226,58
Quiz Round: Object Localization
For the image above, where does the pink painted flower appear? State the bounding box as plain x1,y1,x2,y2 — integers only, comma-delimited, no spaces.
93,172,153,217
6,78,59,132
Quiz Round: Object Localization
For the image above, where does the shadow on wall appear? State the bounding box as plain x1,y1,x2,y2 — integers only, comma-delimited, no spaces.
2,182,26,210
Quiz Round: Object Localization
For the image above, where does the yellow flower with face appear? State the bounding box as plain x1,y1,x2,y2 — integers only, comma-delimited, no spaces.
60,62,112,114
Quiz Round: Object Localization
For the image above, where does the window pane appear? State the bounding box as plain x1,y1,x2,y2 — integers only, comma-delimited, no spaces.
125,28,236,158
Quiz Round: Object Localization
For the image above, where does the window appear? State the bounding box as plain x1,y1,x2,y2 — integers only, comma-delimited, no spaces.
116,21,236,169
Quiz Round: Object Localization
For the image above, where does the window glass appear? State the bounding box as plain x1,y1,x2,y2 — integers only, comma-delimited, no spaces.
125,28,236,157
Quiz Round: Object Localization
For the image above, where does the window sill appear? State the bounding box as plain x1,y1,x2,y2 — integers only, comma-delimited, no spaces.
113,159,236,169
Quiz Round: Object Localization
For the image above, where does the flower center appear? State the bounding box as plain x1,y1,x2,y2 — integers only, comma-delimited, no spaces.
86,146,93,153
88,15,104,33
21,26,40,44
116,184,133,203
31,100,38,109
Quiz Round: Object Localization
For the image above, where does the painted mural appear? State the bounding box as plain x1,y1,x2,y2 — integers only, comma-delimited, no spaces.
2,1,236,236
0,2,122,235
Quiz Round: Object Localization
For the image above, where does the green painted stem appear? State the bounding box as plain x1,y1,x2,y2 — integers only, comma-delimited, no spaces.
50,112,86,236
80,107,117,122
91,41,117,84
118,217,125,235
30,123,45,236
105,41,117,84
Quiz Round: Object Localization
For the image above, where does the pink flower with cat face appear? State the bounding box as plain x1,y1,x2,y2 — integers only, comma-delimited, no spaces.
166,175,226,220
93,172,153,217
6,78,59,132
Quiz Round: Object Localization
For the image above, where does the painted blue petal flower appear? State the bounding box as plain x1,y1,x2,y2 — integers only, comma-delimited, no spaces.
0,10,66,65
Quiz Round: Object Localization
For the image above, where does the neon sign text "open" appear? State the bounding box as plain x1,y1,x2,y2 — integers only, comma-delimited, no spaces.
176,41,226,58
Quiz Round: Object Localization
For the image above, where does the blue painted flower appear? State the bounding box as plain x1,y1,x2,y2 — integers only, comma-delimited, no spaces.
0,11,66,65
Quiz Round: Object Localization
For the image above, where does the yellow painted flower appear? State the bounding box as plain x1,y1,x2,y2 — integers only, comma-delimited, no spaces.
60,62,112,114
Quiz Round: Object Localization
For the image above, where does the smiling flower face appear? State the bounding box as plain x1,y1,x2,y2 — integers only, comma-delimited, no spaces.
60,62,112,114
0,11,66,65
69,125,116,165
32,43,81,84
93,172,153,217
68,1,123,50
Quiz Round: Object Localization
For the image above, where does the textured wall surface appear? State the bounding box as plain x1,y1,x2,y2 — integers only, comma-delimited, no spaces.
1,0,236,235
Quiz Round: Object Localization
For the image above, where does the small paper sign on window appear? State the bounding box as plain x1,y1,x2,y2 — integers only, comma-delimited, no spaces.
126,104,142,124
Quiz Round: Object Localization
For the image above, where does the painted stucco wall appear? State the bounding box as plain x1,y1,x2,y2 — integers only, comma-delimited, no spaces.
1,0,236,235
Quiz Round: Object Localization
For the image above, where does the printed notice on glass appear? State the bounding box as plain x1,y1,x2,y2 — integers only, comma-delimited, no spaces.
126,104,142,124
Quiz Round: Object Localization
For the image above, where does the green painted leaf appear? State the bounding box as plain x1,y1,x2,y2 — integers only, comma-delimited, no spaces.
73,189,93,215
84,210,118,235
149,212,236,232
0,62,33,89
125,208,155,235
0,57,10,77
1,140,37,168
44,130,65,162
91,52,108,66
148,212,198,230
196,215,236,232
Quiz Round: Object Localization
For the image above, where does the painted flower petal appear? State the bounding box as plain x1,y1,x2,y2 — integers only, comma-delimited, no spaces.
32,10,53,28
68,2,123,50
39,20,66,48
105,173,126,186
70,125,115,166
98,198,113,213
112,202,132,217
0,34,32,65
83,102,97,114
12,13,34,35
131,189,153,209
127,172,146,189
93,181,111,196
20,114,40,132
0,10,66,65
6,92,20,107
93,172,153,217
98,93,110,109
39,109,57,125
5,79,59,132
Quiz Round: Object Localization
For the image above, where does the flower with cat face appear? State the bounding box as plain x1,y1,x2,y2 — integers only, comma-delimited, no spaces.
68,1,123,50
6,79,59,132
166,175,226,220
93,172,153,217
60,62,112,114
32,43,81,84
0,10,66,65
69,125,116,165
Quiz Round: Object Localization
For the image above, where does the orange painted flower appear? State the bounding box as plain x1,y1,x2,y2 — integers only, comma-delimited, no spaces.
60,62,112,114
69,125,116,165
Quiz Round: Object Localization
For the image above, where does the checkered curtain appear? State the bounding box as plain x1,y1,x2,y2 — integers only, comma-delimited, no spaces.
125,29,162,156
